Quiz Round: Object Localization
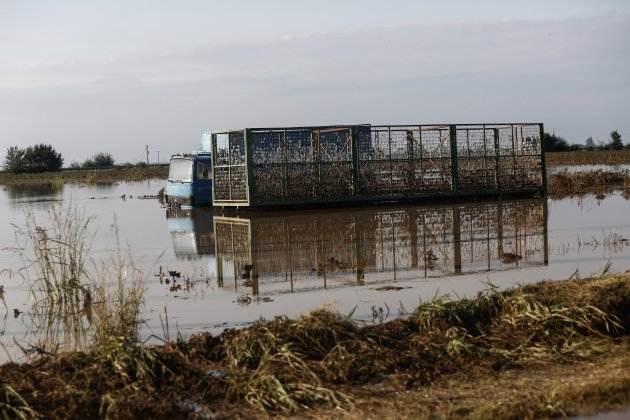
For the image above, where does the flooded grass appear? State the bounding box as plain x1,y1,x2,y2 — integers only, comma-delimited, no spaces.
546,150,630,166
0,165,168,186
1,273,629,419
549,169,630,198
7,204,146,358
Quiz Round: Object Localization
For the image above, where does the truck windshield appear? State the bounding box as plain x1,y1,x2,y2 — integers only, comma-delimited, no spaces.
168,158,193,182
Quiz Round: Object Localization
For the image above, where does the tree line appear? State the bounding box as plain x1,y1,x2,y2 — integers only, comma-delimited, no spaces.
2,144,116,173
2,132,626,173
544,130,627,152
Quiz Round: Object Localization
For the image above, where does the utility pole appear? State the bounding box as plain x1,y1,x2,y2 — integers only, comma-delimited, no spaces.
145,145,150,164
156,151,160,164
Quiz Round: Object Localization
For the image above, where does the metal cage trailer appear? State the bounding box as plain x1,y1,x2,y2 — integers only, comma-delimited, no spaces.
210,123,546,208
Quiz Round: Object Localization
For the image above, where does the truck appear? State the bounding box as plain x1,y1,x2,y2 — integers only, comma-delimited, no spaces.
165,133,213,207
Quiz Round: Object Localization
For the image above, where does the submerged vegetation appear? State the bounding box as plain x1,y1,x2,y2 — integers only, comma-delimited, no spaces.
1,270,629,418
7,204,146,358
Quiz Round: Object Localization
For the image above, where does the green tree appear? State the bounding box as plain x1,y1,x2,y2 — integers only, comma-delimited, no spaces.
543,132,570,152
609,130,623,150
22,144,64,172
3,146,26,173
82,152,114,169
92,152,114,168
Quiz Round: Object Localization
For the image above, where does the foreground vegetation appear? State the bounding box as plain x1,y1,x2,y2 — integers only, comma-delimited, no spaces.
1,273,629,419
0,164,168,186
1,204,630,419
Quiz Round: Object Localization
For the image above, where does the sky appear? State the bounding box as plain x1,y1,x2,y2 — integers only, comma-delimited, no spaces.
1,0,629,164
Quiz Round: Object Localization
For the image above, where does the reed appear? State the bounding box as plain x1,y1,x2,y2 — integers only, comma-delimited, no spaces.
11,205,146,356
548,169,630,198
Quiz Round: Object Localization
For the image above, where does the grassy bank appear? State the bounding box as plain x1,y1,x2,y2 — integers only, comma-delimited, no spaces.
1,273,629,419
0,165,168,186
549,169,630,198
546,150,630,166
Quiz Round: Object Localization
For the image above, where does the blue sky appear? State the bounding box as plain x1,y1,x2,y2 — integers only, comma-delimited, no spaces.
1,1,629,163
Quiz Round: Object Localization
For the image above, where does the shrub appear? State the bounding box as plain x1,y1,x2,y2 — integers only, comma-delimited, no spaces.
3,144,63,173
92,152,114,168
609,130,623,150
82,153,114,169
543,133,570,152
82,159,96,169
3,146,25,173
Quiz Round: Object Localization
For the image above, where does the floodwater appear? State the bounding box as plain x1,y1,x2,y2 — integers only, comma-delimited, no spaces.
1,181,629,362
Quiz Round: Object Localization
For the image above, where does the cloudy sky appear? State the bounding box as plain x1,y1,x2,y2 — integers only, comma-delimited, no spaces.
1,0,629,164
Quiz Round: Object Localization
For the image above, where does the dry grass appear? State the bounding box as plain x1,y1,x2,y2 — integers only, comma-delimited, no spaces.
546,150,630,166
9,204,146,358
548,169,630,198
1,273,629,419
0,165,168,186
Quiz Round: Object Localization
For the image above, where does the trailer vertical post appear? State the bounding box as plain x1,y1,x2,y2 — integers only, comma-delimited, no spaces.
351,126,360,196
245,128,253,206
449,125,459,192
539,123,547,193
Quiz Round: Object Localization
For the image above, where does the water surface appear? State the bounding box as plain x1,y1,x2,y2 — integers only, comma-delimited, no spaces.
1,181,629,362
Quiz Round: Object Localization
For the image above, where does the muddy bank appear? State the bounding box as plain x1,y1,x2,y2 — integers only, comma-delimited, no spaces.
549,170,630,198
1,274,630,419
0,165,168,186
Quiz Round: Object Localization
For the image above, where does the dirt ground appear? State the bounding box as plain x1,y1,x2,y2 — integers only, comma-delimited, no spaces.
307,340,630,419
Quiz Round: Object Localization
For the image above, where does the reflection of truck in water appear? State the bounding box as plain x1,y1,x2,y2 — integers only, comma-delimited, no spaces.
165,152,212,207
166,207,215,258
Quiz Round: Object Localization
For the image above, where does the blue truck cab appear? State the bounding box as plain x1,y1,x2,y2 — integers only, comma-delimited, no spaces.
165,152,212,207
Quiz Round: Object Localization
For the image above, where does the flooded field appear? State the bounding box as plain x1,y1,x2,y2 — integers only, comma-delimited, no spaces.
1,181,629,362
548,164,630,174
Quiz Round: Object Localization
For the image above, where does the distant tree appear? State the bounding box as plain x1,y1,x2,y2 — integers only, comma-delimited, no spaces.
82,152,114,169
609,130,623,150
81,159,96,169
4,146,26,173
22,144,64,172
543,132,571,152
69,162,81,170
585,137,595,150
92,152,114,168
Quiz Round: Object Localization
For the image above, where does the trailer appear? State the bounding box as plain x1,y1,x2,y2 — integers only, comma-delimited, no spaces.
209,123,546,208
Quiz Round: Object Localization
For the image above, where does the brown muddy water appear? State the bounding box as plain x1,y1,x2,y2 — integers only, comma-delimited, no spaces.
1,181,629,363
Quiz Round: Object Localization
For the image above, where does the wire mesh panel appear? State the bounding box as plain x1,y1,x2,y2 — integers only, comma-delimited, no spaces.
248,126,354,205
456,124,543,193
361,125,453,196
212,131,248,206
